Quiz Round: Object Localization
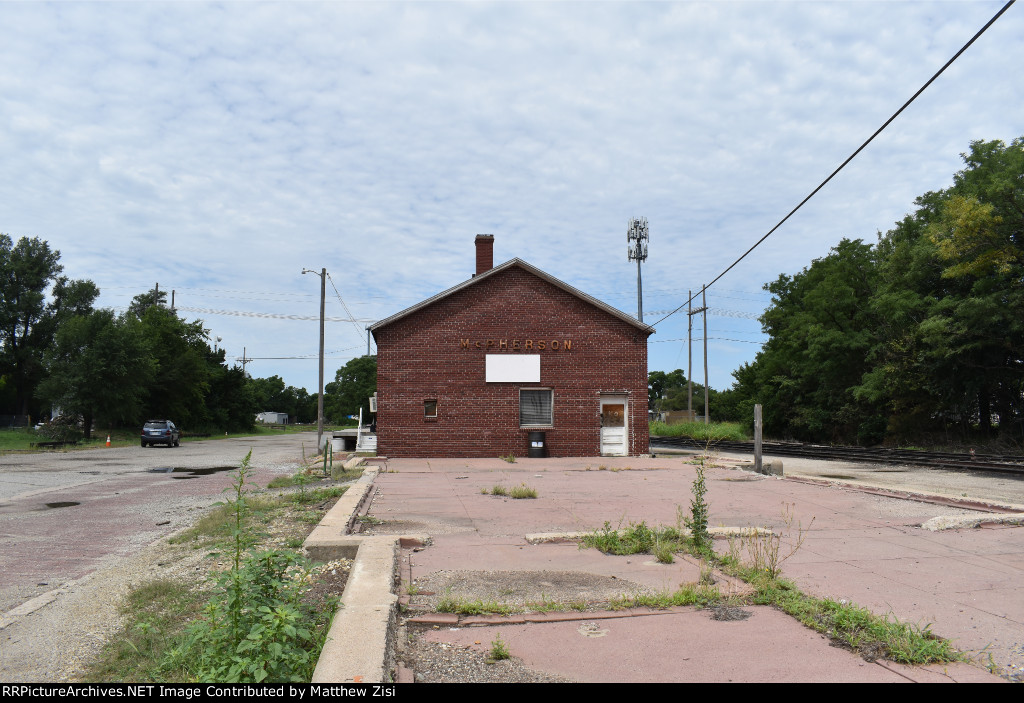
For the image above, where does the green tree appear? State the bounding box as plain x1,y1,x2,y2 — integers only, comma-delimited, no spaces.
37,309,154,438
206,354,258,433
857,138,1024,441
0,234,97,417
735,137,1024,445
127,287,169,318
137,305,212,429
731,239,883,443
323,356,377,424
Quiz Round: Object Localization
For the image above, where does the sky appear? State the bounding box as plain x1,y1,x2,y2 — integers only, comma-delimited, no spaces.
2,1,1021,397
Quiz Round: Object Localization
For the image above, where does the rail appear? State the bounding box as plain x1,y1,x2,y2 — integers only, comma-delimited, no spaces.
651,436,1024,476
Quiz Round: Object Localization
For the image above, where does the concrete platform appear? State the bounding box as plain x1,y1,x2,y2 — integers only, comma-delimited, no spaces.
312,453,1020,682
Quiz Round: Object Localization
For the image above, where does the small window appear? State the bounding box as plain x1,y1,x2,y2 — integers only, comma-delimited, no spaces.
520,389,553,427
424,400,438,419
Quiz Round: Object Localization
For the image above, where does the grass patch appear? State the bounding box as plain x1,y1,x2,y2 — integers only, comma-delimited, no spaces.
581,518,963,666
610,584,722,611
436,596,518,616
649,420,747,442
170,495,279,547
82,579,208,682
580,520,687,556
483,483,538,499
509,483,537,499
736,570,960,664
0,428,40,452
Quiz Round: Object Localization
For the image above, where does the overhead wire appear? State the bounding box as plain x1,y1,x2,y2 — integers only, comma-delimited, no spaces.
326,272,371,340
650,0,1016,328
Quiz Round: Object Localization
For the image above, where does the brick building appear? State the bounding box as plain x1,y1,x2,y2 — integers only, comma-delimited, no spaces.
369,235,654,458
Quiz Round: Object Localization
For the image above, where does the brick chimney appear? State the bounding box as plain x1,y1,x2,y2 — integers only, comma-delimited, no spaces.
475,234,494,276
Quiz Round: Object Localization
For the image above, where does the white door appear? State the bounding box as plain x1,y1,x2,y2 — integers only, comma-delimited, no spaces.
600,396,628,456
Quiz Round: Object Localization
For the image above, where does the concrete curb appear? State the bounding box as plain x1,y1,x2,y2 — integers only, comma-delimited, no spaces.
525,526,773,544
921,512,1024,532
311,536,398,684
305,467,429,684
304,468,377,561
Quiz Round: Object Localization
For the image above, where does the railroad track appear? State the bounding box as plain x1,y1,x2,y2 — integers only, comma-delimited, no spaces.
650,436,1024,476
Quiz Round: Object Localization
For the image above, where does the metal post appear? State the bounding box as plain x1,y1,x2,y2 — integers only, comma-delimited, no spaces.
627,217,648,323
754,404,763,474
636,257,643,322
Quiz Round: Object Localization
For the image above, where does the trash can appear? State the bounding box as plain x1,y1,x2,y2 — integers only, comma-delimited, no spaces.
528,431,547,458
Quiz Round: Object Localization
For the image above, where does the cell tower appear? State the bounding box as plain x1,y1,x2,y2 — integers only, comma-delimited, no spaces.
627,217,649,322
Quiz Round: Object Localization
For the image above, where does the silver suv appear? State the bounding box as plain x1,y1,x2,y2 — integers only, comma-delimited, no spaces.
141,420,180,447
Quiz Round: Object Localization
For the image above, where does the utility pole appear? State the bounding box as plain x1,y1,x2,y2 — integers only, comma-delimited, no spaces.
687,290,693,420
703,286,709,425
303,268,327,451
626,218,649,322
687,289,707,422
240,347,252,376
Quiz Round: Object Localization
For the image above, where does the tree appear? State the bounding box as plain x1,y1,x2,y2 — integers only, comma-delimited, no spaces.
37,309,154,438
0,235,97,416
206,355,258,434
137,305,212,428
128,287,169,318
324,356,377,424
248,375,318,424
734,137,1024,445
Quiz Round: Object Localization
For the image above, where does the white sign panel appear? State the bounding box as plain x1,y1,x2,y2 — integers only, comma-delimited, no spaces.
486,354,540,383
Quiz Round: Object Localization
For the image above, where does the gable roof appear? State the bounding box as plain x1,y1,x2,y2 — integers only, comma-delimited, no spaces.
370,258,655,336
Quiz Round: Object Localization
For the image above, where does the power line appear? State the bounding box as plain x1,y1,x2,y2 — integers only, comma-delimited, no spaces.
651,0,1016,328
651,337,764,345
174,306,374,323
325,272,368,340
646,307,761,320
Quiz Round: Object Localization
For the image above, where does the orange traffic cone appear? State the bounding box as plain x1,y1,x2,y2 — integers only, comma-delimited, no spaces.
106,435,111,447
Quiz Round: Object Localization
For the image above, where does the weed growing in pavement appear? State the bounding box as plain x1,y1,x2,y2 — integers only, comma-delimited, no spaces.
686,453,712,554
509,483,537,499
741,503,813,580
580,501,960,665
654,537,675,564
162,452,333,683
499,453,517,463
609,584,721,611
436,595,518,616
484,484,538,499
488,635,511,662
580,520,686,557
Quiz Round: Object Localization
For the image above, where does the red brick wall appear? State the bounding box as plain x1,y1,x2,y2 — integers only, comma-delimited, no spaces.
373,265,650,457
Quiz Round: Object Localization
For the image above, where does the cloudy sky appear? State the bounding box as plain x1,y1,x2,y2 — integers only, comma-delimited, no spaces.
2,1,1021,397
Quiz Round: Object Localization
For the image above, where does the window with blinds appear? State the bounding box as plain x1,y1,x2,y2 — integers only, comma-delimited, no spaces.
520,389,553,426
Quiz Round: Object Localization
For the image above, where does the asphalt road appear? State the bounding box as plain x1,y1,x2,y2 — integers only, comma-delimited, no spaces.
0,432,315,613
